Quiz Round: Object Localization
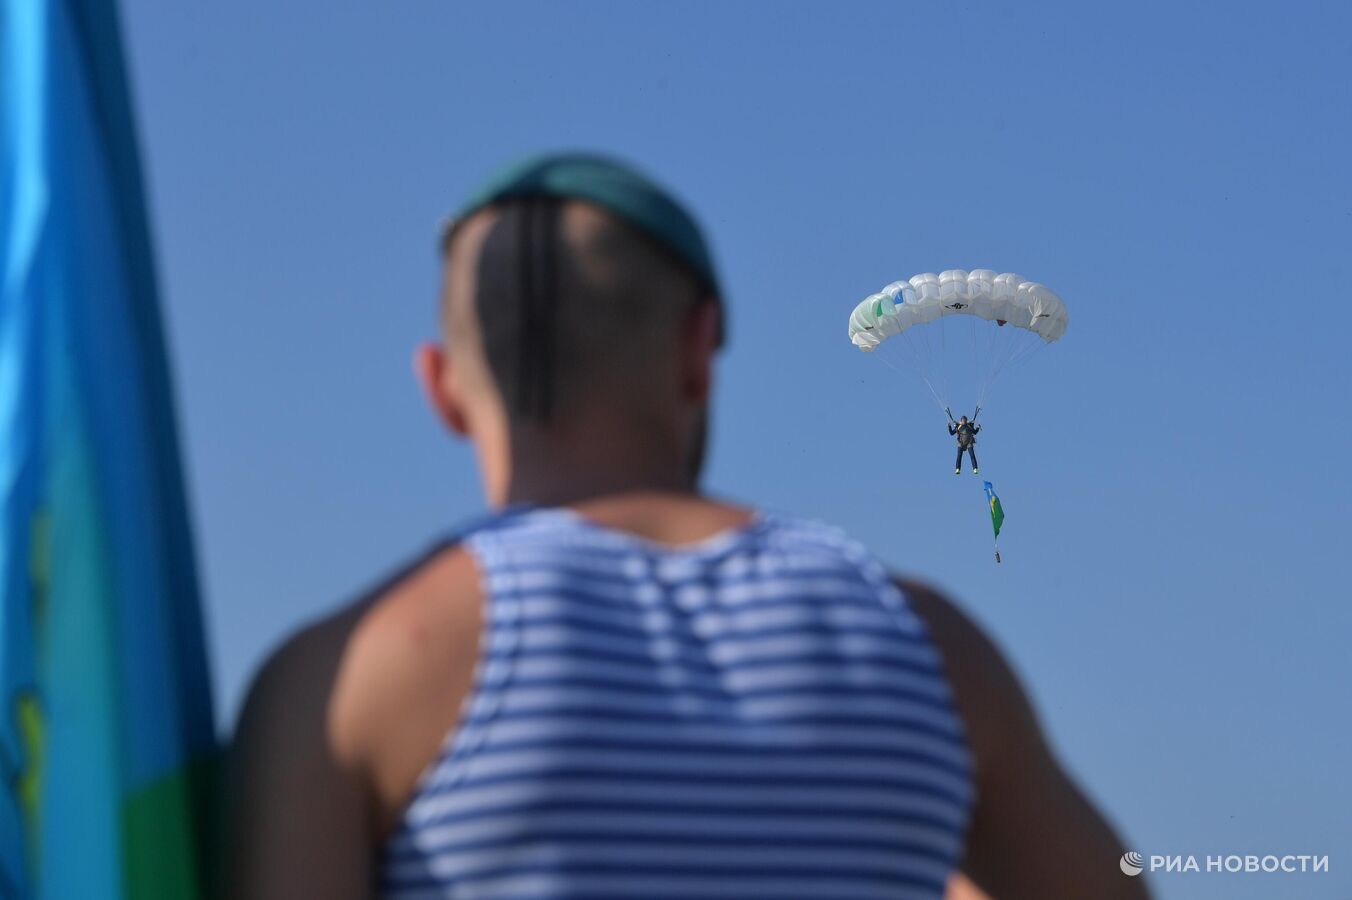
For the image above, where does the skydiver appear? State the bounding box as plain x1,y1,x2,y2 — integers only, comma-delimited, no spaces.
949,415,980,475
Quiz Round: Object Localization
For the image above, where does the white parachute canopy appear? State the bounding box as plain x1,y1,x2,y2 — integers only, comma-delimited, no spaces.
847,269,1068,415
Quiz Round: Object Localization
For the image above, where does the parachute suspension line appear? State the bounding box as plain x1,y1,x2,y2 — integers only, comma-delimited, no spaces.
990,312,1007,376
880,311,949,415
983,312,1013,409
972,312,994,417
880,352,947,414
975,317,1029,411
896,317,949,413
971,316,991,413
980,333,1048,410
910,310,943,411
992,338,1035,381
976,343,1004,411
975,326,1006,411
937,307,950,407
939,309,955,405
964,314,975,414
968,312,978,381
1013,336,1048,367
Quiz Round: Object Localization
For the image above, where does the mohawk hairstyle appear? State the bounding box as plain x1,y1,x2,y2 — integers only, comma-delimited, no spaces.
444,199,710,426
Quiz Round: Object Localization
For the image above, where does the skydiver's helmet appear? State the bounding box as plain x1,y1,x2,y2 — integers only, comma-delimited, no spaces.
959,417,968,424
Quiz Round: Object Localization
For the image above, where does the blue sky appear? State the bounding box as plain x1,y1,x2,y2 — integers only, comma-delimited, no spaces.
120,2,1350,897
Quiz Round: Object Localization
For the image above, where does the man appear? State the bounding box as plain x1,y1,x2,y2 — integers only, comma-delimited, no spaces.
222,154,1147,900
949,415,980,475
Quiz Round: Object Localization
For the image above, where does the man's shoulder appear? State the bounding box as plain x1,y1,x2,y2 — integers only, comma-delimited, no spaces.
223,536,481,894
234,536,474,758
892,577,1028,775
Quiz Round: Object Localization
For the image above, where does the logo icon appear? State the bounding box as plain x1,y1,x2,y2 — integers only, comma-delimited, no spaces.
1120,852,1145,876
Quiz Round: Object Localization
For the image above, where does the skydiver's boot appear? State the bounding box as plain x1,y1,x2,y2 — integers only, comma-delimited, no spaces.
973,468,979,475
954,468,960,475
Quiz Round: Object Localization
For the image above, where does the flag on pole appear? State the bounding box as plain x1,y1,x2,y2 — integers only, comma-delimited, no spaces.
1,1,216,897
983,480,1004,541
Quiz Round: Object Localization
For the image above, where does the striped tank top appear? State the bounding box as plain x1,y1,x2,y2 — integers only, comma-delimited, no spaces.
382,507,973,899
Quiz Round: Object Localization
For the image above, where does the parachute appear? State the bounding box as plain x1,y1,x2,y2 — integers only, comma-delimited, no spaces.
848,269,1067,418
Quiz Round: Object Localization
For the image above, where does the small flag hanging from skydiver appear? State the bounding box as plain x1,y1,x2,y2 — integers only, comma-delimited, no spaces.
983,481,1004,563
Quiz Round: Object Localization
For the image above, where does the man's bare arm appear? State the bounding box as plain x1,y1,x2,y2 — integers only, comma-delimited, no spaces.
900,579,1149,900
218,609,373,900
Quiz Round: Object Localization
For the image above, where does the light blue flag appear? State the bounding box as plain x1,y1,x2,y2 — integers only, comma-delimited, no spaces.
1,1,216,897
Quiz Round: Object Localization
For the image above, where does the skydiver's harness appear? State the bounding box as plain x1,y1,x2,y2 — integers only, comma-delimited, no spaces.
946,408,980,447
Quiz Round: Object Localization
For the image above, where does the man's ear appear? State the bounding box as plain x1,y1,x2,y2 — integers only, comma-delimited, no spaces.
414,342,470,437
682,300,721,404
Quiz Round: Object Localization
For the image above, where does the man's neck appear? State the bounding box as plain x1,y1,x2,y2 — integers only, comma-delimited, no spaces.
503,461,696,509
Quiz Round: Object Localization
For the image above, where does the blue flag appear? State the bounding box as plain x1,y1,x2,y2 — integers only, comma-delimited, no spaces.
1,1,216,897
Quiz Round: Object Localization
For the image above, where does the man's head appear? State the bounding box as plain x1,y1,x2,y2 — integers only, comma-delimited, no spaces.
415,154,723,507
959,416,968,424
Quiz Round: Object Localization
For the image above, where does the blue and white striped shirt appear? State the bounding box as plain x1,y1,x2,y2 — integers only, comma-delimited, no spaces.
382,507,973,899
